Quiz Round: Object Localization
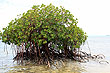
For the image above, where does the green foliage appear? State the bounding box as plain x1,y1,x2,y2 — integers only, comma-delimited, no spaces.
0,31,2,40
1,3,87,50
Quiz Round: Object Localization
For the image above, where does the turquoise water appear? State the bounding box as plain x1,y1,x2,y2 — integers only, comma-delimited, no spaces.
0,40,16,73
0,36,110,73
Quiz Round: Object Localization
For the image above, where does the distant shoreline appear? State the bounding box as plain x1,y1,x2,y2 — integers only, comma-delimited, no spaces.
88,35,110,37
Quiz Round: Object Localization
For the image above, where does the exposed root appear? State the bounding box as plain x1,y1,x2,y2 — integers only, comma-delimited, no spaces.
47,61,50,68
60,60,65,66
13,42,108,67
99,60,109,64
13,48,106,66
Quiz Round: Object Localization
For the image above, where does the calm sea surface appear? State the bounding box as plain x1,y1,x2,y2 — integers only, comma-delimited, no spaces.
0,36,110,73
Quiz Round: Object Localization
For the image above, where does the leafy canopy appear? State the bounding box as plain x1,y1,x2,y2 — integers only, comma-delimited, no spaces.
0,31,2,40
1,3,87,50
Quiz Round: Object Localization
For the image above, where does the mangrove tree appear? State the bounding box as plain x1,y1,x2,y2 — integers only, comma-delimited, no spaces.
1,4,87,65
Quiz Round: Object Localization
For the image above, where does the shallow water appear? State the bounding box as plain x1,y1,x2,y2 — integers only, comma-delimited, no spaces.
0,36,110,73
7,60,86,73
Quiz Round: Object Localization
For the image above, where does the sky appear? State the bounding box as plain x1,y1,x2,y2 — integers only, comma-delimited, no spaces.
0,0,110,36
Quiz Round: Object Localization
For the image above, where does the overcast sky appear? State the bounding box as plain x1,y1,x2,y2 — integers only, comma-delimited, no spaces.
0,0,110,36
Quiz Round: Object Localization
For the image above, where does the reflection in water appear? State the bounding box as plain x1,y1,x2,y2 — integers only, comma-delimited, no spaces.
7,60,86,73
